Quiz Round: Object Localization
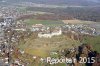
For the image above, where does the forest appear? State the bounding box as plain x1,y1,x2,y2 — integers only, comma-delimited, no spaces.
26,7,100,22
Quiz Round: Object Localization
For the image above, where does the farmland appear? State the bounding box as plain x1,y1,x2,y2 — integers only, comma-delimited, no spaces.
24,19,65,26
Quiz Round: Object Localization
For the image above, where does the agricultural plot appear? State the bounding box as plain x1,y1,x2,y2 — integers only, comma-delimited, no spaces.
25,19,65,26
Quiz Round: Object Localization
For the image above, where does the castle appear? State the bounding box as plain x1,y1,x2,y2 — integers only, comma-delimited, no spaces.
38,28,62,38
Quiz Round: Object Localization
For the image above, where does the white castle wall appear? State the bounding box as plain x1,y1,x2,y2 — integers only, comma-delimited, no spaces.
38,29,62,38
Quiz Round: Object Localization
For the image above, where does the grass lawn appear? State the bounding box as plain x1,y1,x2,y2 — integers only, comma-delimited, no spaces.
25,48,49,58
25,19,65,26
18,35,80,58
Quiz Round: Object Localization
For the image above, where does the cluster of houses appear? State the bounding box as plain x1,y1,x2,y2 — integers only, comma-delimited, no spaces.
0,17,27,66
62,24,97,36
14,20,27,31
0,6,34,19
31,23,97,38
0,17,14,65
31,24,62,38
0,17,15,28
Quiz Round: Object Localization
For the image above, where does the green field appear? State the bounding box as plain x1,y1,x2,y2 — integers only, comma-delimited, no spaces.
18,35,80,57
25,19,65,26
18,34,80,66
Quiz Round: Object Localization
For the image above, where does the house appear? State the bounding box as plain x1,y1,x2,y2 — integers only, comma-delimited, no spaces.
31,24,45,31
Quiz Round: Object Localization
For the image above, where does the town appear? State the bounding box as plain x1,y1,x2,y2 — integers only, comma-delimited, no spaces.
0,16,99,66
0,0,100,66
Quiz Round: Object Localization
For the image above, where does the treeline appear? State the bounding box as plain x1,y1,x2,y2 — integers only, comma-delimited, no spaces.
16,13,74,21
26,7,100,22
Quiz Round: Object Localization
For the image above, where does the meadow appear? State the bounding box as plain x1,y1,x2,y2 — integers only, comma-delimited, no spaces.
18,34,80,57
25,19,65,26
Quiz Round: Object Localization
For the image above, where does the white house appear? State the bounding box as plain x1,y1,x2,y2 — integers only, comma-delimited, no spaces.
31,24,45,31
